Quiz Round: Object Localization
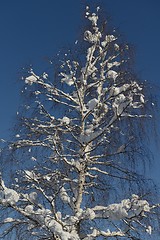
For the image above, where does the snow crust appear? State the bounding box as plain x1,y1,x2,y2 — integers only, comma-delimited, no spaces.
107,70,118,80
59,186,71,204
61,116,71,125
25,75,38,85
0,181,19,205
103,194,150,220
60,73,75,86
87,98,98,111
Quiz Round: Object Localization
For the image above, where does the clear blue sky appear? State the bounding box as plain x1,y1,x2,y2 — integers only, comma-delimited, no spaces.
0,1,160,184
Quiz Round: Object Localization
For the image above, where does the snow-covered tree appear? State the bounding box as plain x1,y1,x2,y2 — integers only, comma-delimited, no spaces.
0,6,159,240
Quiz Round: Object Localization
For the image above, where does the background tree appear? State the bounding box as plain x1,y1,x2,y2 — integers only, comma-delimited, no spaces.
0,5,159,240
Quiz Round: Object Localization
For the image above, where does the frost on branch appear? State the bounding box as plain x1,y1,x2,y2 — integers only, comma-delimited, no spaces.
0,5,159,240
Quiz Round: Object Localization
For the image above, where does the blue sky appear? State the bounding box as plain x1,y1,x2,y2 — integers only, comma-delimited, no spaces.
0,1,160,184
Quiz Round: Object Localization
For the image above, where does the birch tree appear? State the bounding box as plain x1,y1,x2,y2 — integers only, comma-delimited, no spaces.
0,6,159,240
